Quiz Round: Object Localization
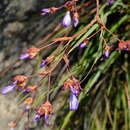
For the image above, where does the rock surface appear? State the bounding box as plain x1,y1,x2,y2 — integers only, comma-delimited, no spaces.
0,0,64,129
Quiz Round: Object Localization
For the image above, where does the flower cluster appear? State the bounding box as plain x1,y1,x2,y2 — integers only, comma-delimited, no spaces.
41,0,79,28
34,101,53,125
62,0,79,27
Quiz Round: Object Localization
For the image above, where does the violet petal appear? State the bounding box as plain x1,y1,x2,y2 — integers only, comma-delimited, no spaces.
105,51,109,58
34,114,41,121
70,86,79,96
22,90,30,94
12,81,18,85
19,53,29,60
40,60,47,68
44,114,49,125
79,42,86,48
108,0,114,5
1,84,16,94
74,17,79,27
62,11,71,27
41,9,50,13
69,93,79,111
124,48,129,51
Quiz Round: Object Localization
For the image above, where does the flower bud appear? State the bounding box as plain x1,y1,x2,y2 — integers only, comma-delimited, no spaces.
62,11,71,27
42,8,50,13
73,12,79,27
79,42,87,48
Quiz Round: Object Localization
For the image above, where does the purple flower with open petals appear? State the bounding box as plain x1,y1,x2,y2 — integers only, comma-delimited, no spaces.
70,93,79,111
1,81,17,94
62,11,71,27
19,53,30,60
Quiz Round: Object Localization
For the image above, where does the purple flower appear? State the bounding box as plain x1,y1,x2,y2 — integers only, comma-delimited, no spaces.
1,85,15,94
79,42,87,48
70,93,79,111
42,9,50,13
19,53,30,60
62,11,71,27
123,44,130,51
124,48,129,51
74,16,79,27
108,0,114,5
44,114,49,125
41,8,50,15
22,90,30,94
70,86,79,96
40,60,47,68
34,114,49,125
1,81,17,94
34,114,41,121
104,50,110,58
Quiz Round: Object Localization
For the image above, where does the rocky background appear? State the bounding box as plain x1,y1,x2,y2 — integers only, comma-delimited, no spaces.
0,0,64,129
